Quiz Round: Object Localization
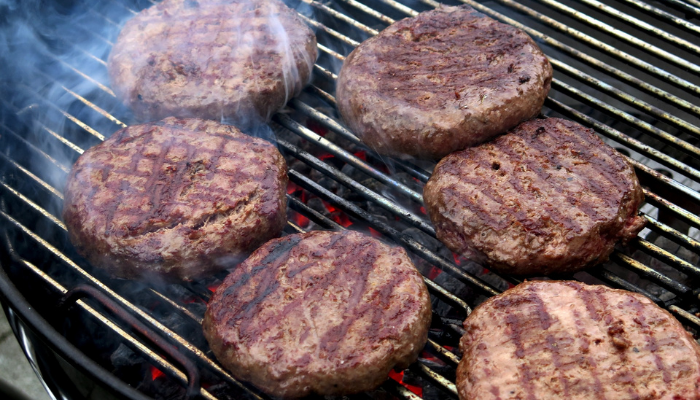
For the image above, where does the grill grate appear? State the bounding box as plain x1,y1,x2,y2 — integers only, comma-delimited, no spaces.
1,0,699,399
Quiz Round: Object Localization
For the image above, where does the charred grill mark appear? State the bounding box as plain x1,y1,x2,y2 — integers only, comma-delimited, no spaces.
505,309,537,400
102,131,156,235
543,123,630,192
527,290,571,397
220,236,303,329
318,244,379,355
494,141,581,234
628,297,671,384
441,185,505,230
510,131,606,225
355,6,542,107
594,292,640,399
253,233,376,346
572,308,607,398
365,270,413,340
490,386,501,400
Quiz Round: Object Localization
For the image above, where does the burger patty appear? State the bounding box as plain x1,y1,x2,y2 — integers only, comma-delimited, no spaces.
336,5,552,159
202,230,432,398
62,117,288,281
457,280,700,399
108,0,317,127
423,117,646,276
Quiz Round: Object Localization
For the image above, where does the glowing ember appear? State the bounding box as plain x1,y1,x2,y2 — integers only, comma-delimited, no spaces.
353,150,366,161
368,227,381,238
287,181,300,195
388,369,423,397
150,366,165,381
420,350,446,366
419,206,426,215
207,283,221,293
306,119,328,136
318,153,334,161
182,297,201,304
427,266,442,280
321,200,352,227
294,212,310,228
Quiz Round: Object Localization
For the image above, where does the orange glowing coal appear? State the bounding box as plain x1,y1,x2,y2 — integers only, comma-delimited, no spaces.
150,366,165,381
388,369,423,397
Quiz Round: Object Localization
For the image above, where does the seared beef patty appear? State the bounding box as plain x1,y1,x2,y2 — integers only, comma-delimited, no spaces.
457,280,700,399
202,230,432,398
424,117,645,275
63,117,287,281
336,5,552,159
108,0,317,127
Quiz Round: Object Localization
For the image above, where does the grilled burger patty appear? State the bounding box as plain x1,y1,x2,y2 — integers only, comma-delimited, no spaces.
202,230,432,398
424,117,645,275
336,5,552,159
63,117,287,281
108,0,317,126
457,280,700,399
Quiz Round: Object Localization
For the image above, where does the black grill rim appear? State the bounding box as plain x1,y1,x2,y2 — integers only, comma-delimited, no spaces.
0,0,699,399
0,254,153,400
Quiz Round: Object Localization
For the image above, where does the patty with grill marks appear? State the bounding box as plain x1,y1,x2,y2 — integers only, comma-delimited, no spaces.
62,117,287,281
108,0,317,127
423,117,645,276
457,280,700,400
202,230,432,398
336,5,552,159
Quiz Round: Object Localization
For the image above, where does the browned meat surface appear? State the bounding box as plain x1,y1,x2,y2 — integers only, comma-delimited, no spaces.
202,230,432,398
457,280,700,400
336,5,552,159
424,117,645,275
62,117,287,281
108,0,317,127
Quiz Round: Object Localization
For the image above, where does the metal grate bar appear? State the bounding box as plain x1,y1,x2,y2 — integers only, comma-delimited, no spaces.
565,0,700,54
337,0,397,25
453,0,700,97
300,0,700,211
0,98,85,154
0,153,64,199
531,0,700,66
276,138,434,234
550,79,700,160
309,2,700,188
413,363,458,396
549,58,700,139
658,0,700,16
302,0,379,36
0,122,70,174
643,191,700,230
298,13,360,47
634,238,700,277
289,169,502,297
545,97,700,183
8,257,218,400
288,99,432,182
2,176,464,400
0,208,266,399
644,215,700,253
615,0,700,35
406,0,700,118
274,114,424,203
